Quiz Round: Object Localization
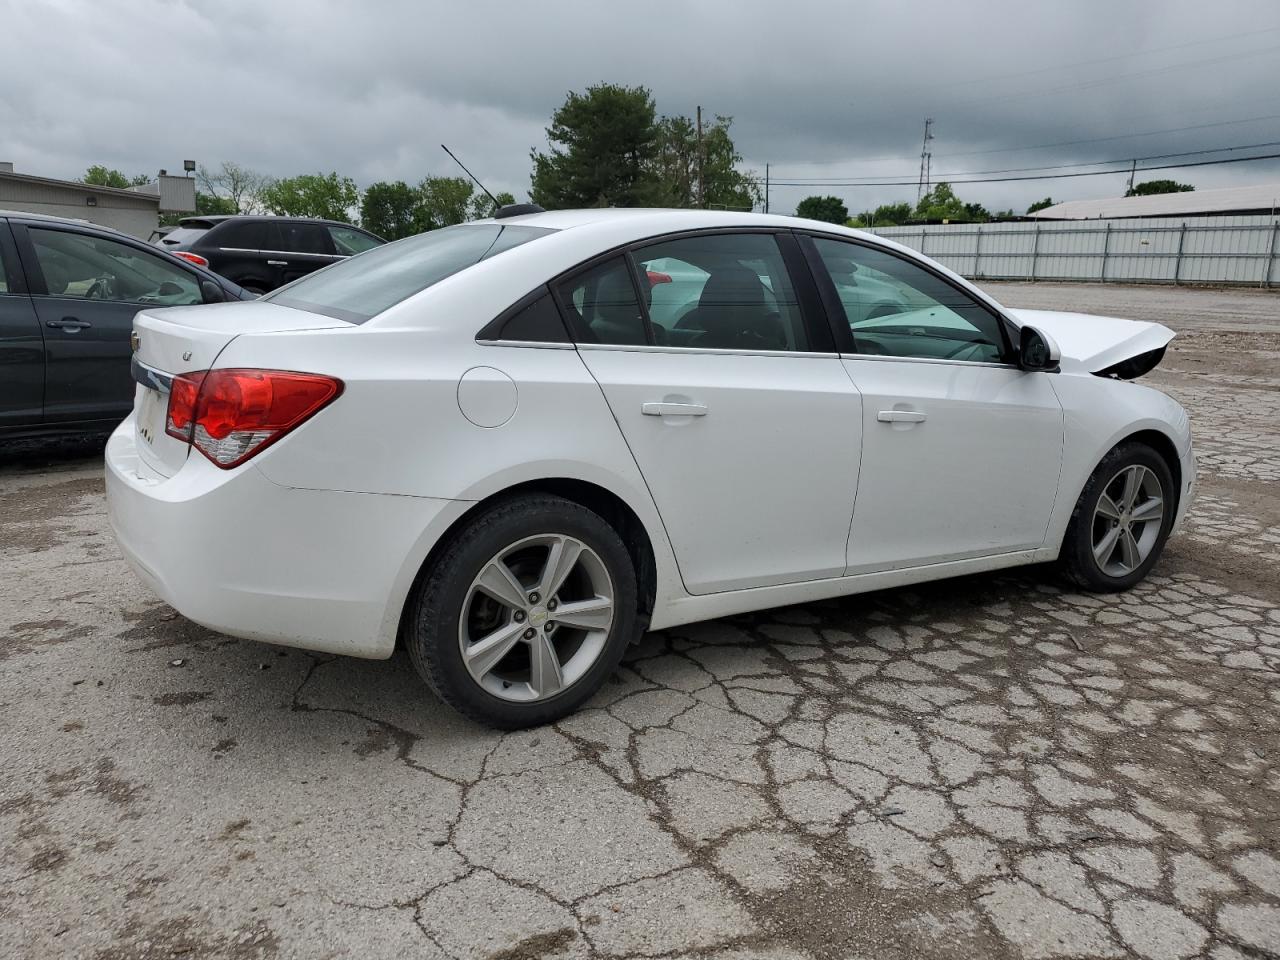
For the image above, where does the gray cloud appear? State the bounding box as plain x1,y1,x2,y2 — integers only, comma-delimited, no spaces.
2,0,1278,216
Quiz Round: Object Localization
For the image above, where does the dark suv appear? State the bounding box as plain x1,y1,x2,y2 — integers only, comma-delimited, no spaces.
0,211,250,439
156,216,386,294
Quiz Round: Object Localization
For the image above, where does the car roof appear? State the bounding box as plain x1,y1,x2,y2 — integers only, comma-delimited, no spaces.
475,207,877,242
0,208,142,239
180,214,365,228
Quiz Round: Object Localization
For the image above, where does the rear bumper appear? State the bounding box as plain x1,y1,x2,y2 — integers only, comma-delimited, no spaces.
105,418,458,658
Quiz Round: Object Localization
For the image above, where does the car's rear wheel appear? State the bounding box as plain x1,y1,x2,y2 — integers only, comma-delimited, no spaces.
1060,442,1175,591
406,495,638,728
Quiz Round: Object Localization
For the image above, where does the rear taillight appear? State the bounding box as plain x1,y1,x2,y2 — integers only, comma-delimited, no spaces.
165,368,342,468
173,251,210,268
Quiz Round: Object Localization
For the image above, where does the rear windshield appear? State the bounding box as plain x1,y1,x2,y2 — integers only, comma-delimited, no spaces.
158,226,210,247
264,224,556,323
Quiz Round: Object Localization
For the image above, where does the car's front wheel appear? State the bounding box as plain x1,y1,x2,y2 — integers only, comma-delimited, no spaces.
406,495,638,728
1060,442,1175,591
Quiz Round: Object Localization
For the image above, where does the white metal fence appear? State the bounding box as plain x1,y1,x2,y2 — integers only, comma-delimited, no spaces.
866,214,1280,286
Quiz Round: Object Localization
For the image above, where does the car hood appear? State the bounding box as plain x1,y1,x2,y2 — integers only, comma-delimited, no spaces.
1007,308,1175,378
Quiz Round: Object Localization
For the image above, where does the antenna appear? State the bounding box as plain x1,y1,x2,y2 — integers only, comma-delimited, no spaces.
440,144,500,211
917,118,934,202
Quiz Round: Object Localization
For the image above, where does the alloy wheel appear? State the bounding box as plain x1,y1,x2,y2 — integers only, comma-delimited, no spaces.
458,534,615,703
1090,464,1164,577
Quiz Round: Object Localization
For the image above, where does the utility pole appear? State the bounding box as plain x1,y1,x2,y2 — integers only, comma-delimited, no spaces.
764,163,770,214
696,105,705,208
917,118,934,203
1126,158,1137,195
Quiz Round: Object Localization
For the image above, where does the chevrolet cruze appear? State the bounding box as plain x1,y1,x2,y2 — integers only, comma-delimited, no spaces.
106,208,1194,728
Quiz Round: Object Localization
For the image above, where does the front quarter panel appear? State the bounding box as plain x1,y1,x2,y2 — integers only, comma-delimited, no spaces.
1045,372,1192,550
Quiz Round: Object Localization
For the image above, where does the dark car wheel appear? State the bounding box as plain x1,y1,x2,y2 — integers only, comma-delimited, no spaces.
406,494,638,729
1060,442,1175,592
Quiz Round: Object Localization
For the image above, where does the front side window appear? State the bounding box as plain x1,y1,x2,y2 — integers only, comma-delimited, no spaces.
328,225,382,256
555,257,647,346
633,233,808,351
265,223,555,324
811,237,1007,363
29,228,202,305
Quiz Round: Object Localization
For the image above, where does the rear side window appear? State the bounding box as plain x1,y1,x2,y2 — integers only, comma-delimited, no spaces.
555,257,647,346
158,225,210,247
274,221,330,255
213,220,266,249
265,224,555,324
493,290,570,343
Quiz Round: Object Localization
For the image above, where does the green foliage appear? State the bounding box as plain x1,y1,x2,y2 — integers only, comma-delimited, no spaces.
914,182,990,223
261,172,359,222
82,165,149,188
795,195,850,224
418,176,478,227
1125,179,1194,197
650,114,760,211
531,83,662,208
361,180,425,239
467,190,517,221
1026,196,1055,214
851,202,913,227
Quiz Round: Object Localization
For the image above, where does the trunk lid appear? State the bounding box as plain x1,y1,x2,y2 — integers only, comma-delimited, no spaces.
1006,308,1175,378
130,301,349,478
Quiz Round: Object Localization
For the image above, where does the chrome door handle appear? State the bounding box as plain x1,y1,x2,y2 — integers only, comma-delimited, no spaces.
47,318,91,331
877,410,926,423
267,260,288,266
642,402,708,417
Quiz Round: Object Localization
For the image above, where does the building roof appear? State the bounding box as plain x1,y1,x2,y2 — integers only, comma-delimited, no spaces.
1029,182,1280,220
0,168,160,205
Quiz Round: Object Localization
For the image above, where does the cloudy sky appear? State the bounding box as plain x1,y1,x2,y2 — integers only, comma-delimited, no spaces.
3,0,1279,216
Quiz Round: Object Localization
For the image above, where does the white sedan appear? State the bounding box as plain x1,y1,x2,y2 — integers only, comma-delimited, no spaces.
106,208,1194,728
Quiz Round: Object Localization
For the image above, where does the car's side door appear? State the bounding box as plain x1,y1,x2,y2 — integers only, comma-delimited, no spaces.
0,220,44,430
14,222,205,425
802,234,1064,574
269,220,340,287
565,231,864,596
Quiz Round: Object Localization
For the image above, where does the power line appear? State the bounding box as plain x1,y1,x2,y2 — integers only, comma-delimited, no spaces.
924,24,1280,93
767,150,1280,188
773,140,1280,184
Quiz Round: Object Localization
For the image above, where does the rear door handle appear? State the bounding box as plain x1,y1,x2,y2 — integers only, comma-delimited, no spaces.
46,318,91,331
877,410,926,423
642,402,708,417
267,260,288,266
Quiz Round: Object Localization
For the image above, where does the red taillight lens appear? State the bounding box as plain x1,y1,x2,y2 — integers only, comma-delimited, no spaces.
165,372,206,441
164,368,342,468
646,270,672,285
173,251,209,268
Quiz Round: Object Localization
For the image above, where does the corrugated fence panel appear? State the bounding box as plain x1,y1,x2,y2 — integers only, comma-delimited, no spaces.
867,214,1280,286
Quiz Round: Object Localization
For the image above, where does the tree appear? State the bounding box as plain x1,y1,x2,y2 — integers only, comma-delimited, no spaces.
82,165,149,188
361,180,424,240
1126,179,1194,197
914,182,980,222
650,114,761,211
852,202,913,227
531,83,661,209
261,172,358,222
1026,196,1055,214
418,176,478,227
197,161,271,214
796,195,850,224
467,190,517,221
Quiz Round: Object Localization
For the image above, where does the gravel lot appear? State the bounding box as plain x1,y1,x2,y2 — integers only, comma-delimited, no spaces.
2,282,1278,960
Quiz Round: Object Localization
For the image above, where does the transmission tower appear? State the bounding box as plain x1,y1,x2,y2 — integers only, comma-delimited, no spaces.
917,118,934,202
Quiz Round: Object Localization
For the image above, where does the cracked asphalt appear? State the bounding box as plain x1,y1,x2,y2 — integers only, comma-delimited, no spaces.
2,282,1279,960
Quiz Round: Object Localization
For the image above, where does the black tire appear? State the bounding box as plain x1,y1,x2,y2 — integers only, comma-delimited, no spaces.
1060,441,1176,592
405,494,638,729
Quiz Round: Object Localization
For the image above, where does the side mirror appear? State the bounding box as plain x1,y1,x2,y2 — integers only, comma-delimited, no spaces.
1019,325,1061,372
200,280,225,304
